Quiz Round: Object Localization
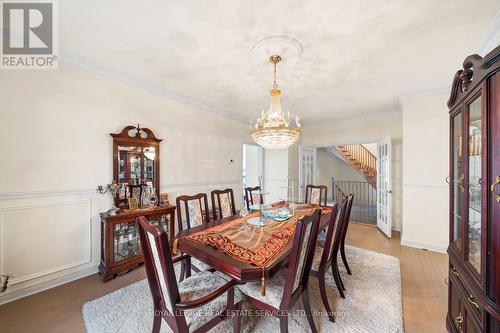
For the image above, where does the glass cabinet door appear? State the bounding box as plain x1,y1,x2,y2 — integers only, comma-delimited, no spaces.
113,220,141,263
467,96,482,274
452,112,464,250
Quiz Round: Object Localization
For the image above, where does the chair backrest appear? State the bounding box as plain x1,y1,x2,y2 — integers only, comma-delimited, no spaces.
211,188,236,220
340,193,354,245
281,209,321,308
244,186,263,210
329,196,349,262
176,193,210,233
317,202,340,266
137,216,181,321
305,185,327,206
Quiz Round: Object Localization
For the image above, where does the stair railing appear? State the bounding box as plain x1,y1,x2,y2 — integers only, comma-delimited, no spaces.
341,144,376,174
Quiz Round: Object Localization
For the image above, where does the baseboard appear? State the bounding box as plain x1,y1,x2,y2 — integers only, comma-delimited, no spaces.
400,239,448,254
0,265,99,305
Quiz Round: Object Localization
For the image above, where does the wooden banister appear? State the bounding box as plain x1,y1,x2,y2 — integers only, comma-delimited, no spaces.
335,144,377,188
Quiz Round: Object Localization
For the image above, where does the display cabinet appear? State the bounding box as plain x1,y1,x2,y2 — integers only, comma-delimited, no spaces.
446,45,500,332
99,205,176,281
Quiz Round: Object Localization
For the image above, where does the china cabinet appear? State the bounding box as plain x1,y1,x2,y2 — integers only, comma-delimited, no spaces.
446,45,500,332
99,125,174,281
99,206,176,281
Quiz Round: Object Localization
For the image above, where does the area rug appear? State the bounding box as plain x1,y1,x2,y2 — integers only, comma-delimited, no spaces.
82,246,403,333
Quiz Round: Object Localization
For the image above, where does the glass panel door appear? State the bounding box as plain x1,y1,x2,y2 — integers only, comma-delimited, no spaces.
467,96,482,274
452,112,464,250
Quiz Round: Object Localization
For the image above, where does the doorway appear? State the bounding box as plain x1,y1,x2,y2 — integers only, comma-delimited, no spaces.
299,138,392,237
242,143,263,191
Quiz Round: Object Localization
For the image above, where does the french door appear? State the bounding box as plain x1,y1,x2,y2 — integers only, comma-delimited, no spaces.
377,137,392,237
299,147,316,201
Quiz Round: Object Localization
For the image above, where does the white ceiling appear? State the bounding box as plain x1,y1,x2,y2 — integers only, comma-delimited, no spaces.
59,0,500,125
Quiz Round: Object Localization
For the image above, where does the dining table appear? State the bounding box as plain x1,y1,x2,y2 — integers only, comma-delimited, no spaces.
174,204,332,283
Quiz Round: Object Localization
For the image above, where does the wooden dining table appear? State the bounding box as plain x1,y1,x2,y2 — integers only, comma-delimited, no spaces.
175,209,331,283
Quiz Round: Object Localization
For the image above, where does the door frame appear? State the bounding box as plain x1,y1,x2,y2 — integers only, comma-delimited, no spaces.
241,141,264,190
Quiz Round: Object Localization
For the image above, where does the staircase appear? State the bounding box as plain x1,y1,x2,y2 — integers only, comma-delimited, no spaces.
336,144,377,188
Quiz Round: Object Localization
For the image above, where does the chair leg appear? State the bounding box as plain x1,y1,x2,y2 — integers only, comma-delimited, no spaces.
340,243,352,275
302,288,318,333
334,262,346,291
279,316,288,333
185,257,192,279
331,264,345,298
233,302,242,333
152,312,162,333
179,260,186,282
318,272,335,322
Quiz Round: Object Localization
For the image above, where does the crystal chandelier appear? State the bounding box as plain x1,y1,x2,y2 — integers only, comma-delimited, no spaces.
250,55,300,150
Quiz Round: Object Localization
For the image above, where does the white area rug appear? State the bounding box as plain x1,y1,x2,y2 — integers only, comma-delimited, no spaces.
82,245,403,333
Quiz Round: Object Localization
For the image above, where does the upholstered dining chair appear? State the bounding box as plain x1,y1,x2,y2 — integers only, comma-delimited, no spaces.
236,209,321,333
137,216,242,333
176,193,213,281
339,193,354,276
244,186,263,210
305,184,327,206
211,188,236,220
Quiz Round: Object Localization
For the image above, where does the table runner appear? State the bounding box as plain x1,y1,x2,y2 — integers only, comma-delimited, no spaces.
177,203,331,268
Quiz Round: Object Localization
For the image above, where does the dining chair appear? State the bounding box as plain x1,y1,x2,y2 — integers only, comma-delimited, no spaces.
211,188,236,220
236,209,321,333
339,193,354,275
137,216,242,333
310,199,347,321
305,184,327,206
314,196,348,297
244,186,263,210
176,193,213,281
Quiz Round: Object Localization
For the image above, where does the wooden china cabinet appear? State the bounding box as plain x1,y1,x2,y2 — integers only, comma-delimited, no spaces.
446,45,500,332
99,125,176,281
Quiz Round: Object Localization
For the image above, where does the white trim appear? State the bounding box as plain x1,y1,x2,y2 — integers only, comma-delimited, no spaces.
0,180,243,200
302,110,401,129
60,52,250,124
400,239,448,254
396,85,450,101
474,11,500,56
0,188,97,200
0,265,99,305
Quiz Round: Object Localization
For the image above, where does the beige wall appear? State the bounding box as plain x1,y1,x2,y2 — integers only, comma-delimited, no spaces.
301,112,403,231
0,63,249,304
401,91,449,252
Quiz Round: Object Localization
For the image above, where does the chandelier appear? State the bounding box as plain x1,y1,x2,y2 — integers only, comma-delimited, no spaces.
250,55,300,150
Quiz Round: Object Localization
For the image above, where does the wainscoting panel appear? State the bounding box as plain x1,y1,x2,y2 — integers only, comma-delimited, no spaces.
0,193,104,305
0,200,92,285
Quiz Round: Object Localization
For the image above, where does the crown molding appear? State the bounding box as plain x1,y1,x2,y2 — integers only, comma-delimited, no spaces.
302,109,401,129
59,52,251,124
474,11,500,56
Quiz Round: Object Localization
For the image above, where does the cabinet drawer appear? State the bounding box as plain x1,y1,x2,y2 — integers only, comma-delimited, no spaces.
449,264,484,330
449,275,463,332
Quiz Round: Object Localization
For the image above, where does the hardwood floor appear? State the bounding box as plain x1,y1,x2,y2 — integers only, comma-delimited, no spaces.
0,222,448,333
